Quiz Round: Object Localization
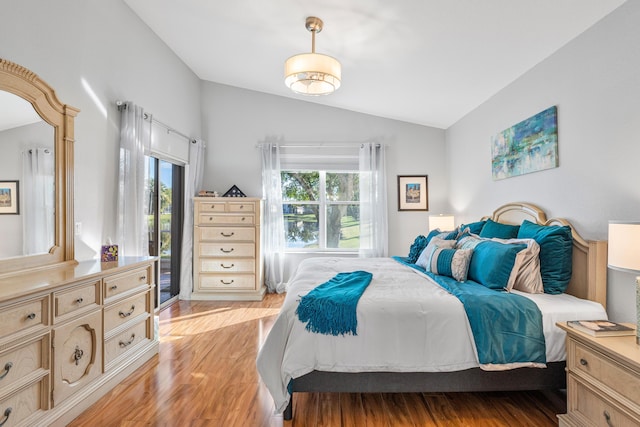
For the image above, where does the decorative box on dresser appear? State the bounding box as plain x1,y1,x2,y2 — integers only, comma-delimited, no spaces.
192,197,265,300
557,322,640,427
0,257,158,427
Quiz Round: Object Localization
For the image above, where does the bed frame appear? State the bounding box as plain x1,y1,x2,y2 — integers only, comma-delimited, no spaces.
284,202,607,420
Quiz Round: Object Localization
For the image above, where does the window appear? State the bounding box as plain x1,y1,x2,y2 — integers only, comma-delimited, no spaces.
282,170,360,250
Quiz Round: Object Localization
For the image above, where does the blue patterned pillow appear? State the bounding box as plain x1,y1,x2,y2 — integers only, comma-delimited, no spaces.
429,248,473,282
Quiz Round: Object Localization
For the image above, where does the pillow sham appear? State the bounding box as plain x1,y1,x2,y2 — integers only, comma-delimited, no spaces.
495,238,543,293
479,219,520,239
517,220,573,294
457,234,527,290
415,237,457,270
429,248,473,282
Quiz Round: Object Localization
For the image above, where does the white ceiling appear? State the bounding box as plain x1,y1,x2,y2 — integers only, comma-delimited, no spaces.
123,0,625,129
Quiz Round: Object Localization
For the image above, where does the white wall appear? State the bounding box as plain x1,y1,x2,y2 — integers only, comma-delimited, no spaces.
446,1,640,322
0,0,202,260
200,82,447,267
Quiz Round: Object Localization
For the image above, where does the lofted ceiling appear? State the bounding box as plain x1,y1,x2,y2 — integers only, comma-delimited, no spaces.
123,1,625,129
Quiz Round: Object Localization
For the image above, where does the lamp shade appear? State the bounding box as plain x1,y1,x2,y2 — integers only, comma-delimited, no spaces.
284,53,341,95
429,215,455,232
608,221,640,272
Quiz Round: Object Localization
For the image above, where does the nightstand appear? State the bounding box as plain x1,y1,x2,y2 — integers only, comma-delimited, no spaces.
556,322,640,426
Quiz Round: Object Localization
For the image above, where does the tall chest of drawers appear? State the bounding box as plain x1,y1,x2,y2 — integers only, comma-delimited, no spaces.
192,197,265,300
557,322,640,427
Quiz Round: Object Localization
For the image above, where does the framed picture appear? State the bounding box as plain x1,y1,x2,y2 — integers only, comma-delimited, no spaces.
0,180,19,215
397,175,428,211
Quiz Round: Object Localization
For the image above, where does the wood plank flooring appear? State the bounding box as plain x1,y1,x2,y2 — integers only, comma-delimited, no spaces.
68,293,565,426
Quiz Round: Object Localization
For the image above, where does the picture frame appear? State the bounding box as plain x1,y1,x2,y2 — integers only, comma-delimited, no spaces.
0,180,19,215
397,175,428,211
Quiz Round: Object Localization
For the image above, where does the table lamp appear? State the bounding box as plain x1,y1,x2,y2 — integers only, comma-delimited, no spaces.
608,221,640,345
429,214,455,232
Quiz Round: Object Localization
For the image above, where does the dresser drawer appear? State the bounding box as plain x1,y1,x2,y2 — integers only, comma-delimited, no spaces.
227,202,255,213
0,335,48,392
569,339,640,404
198,226,255,242
199,243,255,258
198,214,254,226
0,296,49,341
104,291,150,333
104,319,150,368
103,266,151,301
200,259,255,273
199,274,256,290
198,201,227,213
0,379,46,426
54,279,100,320
568,375,640,427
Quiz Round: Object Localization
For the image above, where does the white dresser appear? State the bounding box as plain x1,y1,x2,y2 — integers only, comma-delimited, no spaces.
192,197,265,300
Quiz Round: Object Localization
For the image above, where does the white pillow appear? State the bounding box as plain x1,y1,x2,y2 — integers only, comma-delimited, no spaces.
415,237,457,271
495,237,543,293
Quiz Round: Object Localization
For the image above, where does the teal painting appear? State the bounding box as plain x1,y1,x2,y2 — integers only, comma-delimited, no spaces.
491,106,558,180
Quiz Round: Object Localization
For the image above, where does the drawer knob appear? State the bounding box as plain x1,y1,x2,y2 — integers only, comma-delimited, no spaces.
221,279,235,285
26,312,36,320
73,345,84,366
221,232,235,237
241,217,246,221
119,305,136,318
139,275,147,281
579,358,588,366
220,248,234,253
0,362,13,380
110,285,118,291
603,410,612,426
209,216,213,221
119,333,136,348
0,407,12,426
76,297,84,304
221,263,235,269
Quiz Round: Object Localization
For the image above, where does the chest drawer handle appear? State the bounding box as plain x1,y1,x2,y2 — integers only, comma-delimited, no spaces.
603,410,612,426
221,263,235,269
76,297,84,304
579,358,588,366
220,279,235,285
119,333,136,348
73,346,84,366
220,248,234,253
119,305,136,318
26,312,36,320
0,362,13,380
0,407,12,426
221,232,235,237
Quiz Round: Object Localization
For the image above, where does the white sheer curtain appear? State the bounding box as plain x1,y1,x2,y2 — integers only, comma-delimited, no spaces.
179,139,205,300
359,142,388,257
22,147,55,254
117,103,151,257
261,142,286,293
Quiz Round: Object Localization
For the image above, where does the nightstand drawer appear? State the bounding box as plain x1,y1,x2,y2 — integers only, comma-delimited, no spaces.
199,243,255,257
569,339,640,403
200,259,255,273
198,226,255,242
568,375,640,427
199,274,256,290
54,280,100,320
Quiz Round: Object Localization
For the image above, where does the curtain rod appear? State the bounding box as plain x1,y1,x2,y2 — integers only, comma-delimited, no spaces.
116,100,196,143
256,142,382,149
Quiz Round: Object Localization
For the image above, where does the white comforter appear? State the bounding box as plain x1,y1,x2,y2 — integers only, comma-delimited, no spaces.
256,257,606,413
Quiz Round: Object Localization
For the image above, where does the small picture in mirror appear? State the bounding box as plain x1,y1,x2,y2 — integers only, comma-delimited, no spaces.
0,180,19,214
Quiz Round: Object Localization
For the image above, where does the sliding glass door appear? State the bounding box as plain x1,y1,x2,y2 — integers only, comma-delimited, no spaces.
147,157,184,307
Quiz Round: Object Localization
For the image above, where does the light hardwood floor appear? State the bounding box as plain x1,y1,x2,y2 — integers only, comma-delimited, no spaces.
69,293,566,426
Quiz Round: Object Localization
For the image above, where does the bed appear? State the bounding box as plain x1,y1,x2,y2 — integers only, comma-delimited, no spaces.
256,202,608,420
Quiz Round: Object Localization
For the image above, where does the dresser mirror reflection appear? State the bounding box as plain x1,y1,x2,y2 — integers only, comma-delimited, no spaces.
0,58,79,277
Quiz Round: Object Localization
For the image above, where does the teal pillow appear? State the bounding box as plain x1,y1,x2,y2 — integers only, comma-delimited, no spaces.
465,240,527,290
407,229,441,263
479,219,520,239
460,220,486,235
517,220,573,294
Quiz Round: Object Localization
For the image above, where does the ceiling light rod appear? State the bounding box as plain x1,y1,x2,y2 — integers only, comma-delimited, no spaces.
284,16,341,96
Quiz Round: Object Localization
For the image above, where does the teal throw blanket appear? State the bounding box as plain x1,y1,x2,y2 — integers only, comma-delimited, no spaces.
296,270,373,336
393,256,546,366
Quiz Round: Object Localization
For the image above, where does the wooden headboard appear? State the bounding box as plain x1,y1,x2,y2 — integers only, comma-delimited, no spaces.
485,202,607,308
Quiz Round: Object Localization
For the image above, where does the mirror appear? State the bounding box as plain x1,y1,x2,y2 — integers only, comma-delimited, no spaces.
0,58,79,277
0,91,55,259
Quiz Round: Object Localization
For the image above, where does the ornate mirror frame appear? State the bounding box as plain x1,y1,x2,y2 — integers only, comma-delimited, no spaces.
0,58,79,277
